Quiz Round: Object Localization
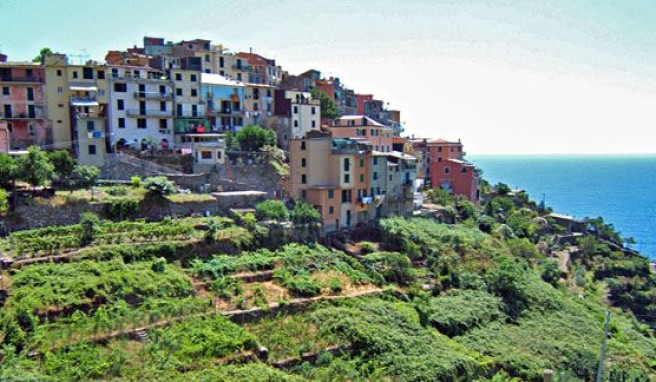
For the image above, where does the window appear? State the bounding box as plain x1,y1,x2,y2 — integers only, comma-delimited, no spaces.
301,174,307,184
56,69,62,77
117,99,124,110
190,74,197,82
160,101,166,111
301,158,306,167
311,121,316,128
137,118,147,128
176,88,183,96
219,57,224,68
294,120,298,127
216,151,222,159
86,121,95,132
88,145,97,155
175,73,182,81
328,190,334,199
190,88,198,97
26,69,33,78
373,172,378,180
97,70,105,79
1,87,8,95
204,54,210,62
360,174,364,183
26,88,34,101
373,157,378,165
329,206,334,214
201,151,212,159
461,166,467,173
293,106,298,114
111,68,118,77
344,174,350,183
6,123,12,132
389,174,393,181
114,83,127,92
343,158,350,171
438,146,442,152
219,70,225,76
301,190,307,198
237,73,242,81
159,119,167,129
444,167,451,174
311,107,316,115
300,141,306,150
359,158,364,167
118,118,125,128
83,67,93,79
341,190,352,203
72,71,78,79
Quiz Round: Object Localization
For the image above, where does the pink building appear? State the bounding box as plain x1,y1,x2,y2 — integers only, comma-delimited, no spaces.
0,59,50,151
356,94,373,115
426,139,479,202
329,115,394,152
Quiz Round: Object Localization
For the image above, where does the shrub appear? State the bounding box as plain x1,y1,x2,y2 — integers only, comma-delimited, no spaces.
329,278,343,293
143,176,175,197
151,257,166,273
107,185,129,196
0,188,8,213
541,258,561,286
255,200,289,221
78,212,100,246
131,175,141,188
283,274,322,297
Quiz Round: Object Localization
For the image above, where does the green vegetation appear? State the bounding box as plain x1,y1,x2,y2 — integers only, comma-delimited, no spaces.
143,176,176,197
232,124,276,152
310,88,338,119
2,179,656,381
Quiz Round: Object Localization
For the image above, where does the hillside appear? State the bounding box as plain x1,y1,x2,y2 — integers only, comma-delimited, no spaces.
0,185,655,381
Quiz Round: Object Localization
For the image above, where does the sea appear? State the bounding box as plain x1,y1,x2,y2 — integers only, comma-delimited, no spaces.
468,155,656,260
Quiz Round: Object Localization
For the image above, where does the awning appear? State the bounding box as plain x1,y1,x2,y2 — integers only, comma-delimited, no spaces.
70,85,98,91
71,100,99,107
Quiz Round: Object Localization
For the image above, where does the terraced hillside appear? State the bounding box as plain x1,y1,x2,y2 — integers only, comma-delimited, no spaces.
0,207,655,381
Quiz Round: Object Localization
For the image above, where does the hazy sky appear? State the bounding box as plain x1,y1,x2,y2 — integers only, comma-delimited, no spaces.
2,0,655,154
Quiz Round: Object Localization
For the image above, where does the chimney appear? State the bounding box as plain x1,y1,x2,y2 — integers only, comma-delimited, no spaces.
250,47,253,54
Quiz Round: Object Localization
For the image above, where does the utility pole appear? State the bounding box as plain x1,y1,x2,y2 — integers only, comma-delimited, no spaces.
596,311,611,382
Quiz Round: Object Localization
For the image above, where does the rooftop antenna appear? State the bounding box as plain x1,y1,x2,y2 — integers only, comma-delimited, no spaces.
69,49,90,65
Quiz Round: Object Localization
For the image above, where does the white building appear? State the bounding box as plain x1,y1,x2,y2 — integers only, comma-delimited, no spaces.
107,65,175,150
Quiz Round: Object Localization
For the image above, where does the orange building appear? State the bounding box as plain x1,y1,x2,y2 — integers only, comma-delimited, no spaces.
287,132,375,232
329,115,394,153
426,139,479,202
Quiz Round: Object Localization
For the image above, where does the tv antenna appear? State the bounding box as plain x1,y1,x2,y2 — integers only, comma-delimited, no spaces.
69,49,90,65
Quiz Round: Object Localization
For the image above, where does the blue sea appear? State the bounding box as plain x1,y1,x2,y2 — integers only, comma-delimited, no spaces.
469,155,656,260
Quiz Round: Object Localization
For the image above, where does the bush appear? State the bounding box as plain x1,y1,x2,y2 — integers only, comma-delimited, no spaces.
151,257,166,273
144,176,175,197
541,258,561,286
329,278,343,293
107,185,129,196
0,188,8,213
78,212,100,246
130,175,141,188
255,200,289,221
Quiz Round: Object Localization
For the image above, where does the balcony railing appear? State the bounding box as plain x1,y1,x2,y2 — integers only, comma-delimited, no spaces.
133,91,174,100
231,64,252,71
126,109,174,117
0,76,43,83
0,111,46,119
177,111,205,118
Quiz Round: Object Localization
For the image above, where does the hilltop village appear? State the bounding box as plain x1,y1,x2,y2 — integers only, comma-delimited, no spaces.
0,36,478,231
1,37,656,381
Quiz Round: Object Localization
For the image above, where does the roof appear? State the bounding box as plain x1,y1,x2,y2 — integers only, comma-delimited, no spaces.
336,115,385,127
201,73,245,87
446,158,471,165
427,138,460,145
392,137,407,144
373,150,417,161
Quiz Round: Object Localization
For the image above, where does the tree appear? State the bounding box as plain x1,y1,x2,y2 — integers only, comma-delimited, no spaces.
290,201,321,225
17,145,55,191
0,152,19,189
311,88,338,119
32,47,54,63
0,188,8,213
234,125,276,152
78,212,100,246
143,176,176,198
48,150,77,186
255,200,289,221
74,165,100,200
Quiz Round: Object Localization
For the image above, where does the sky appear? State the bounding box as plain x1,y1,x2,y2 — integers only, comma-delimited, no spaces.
1,0,656,154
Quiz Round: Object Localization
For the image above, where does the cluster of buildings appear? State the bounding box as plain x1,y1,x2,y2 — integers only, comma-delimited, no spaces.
0,36,479,232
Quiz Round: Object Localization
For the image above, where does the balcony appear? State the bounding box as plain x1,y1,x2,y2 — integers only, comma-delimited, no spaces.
0,110,46,119
210,108,243,116
126,109,174,118
0,76,43,83
231,64,252,72
133,91,174,100
177,111,205,118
